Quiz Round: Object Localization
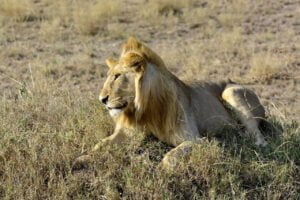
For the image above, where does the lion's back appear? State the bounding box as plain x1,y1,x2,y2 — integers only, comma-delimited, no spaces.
185,81,234,134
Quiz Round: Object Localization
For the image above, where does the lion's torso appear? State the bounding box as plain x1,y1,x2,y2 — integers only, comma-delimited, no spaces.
99,38,266,147
152,80,234,146
105,70,235,146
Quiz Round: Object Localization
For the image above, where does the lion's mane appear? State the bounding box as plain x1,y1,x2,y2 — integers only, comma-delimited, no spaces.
117,38,185,144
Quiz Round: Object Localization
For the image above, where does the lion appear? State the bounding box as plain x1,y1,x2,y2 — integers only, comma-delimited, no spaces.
77,37,268,170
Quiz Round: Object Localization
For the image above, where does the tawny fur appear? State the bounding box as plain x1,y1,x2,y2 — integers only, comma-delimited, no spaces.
97,37,267,157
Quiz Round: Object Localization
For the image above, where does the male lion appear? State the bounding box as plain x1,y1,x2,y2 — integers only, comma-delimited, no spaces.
80,37,268,169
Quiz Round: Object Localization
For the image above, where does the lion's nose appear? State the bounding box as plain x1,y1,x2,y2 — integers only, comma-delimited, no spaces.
100,95,109,104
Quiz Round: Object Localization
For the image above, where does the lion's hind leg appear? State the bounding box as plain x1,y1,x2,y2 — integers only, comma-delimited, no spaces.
221,84,268,147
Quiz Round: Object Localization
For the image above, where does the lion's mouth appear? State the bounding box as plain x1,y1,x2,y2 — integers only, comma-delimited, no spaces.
107,102,128,110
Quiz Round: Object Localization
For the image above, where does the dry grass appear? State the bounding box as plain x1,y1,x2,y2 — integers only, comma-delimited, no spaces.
73,0,121,35
0,0,299,199
0,85,299,199
39,18,62,41
140,0,195,25
0,0,34,21
42,0,73,25
249,52,286,81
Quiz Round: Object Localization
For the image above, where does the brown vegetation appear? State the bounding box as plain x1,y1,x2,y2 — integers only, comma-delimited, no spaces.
0,0,299,199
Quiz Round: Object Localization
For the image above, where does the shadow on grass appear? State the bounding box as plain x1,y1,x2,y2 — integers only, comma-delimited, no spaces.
216,117,299,165
70,118,299,199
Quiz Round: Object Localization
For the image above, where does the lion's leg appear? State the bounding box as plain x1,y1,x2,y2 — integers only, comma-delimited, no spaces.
221,85,267,147
73,127,130,169
92,126,130,152
160,141,195,171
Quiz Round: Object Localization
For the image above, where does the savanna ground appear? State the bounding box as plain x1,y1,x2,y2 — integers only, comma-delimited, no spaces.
0,0,299,199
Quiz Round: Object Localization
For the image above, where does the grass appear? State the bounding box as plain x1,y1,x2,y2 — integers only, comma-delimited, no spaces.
39,18,62,41
0,0,299,199
249,52,288,81
73,0,121,36
0,86,299,199
141,0,192,20
0,0,34,22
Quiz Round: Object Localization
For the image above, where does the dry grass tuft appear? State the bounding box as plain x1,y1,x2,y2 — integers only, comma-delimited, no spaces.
217,0,246,29
73,0,121,35
141,0,194,25
39,18,62,41
215,28,243,53
0,0,32,17
249,52,286,81
42,0,73,25
0,0,36,22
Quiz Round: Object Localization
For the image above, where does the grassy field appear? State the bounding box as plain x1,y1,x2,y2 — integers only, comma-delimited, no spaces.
0,0,299,199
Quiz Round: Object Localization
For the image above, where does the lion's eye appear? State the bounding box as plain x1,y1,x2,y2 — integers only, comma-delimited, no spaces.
114,73,121,80
132,61,141,67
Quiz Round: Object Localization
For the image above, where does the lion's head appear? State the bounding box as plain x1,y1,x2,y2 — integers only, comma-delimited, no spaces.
99,38,158,117
99,38,180,140
99,51,145,118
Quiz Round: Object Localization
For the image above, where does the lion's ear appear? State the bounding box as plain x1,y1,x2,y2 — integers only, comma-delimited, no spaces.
130,60,145,72
122,37,142,55
105,58,118,68
125,53,146,72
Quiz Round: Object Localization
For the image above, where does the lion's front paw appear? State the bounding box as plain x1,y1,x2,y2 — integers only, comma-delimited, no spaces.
159,154,180,172
72,154,93,171
159,141,194,172
92,138,113,152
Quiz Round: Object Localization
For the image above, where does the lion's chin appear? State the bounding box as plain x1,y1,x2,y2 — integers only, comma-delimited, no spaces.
107,102,128,117
108,108,123,117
